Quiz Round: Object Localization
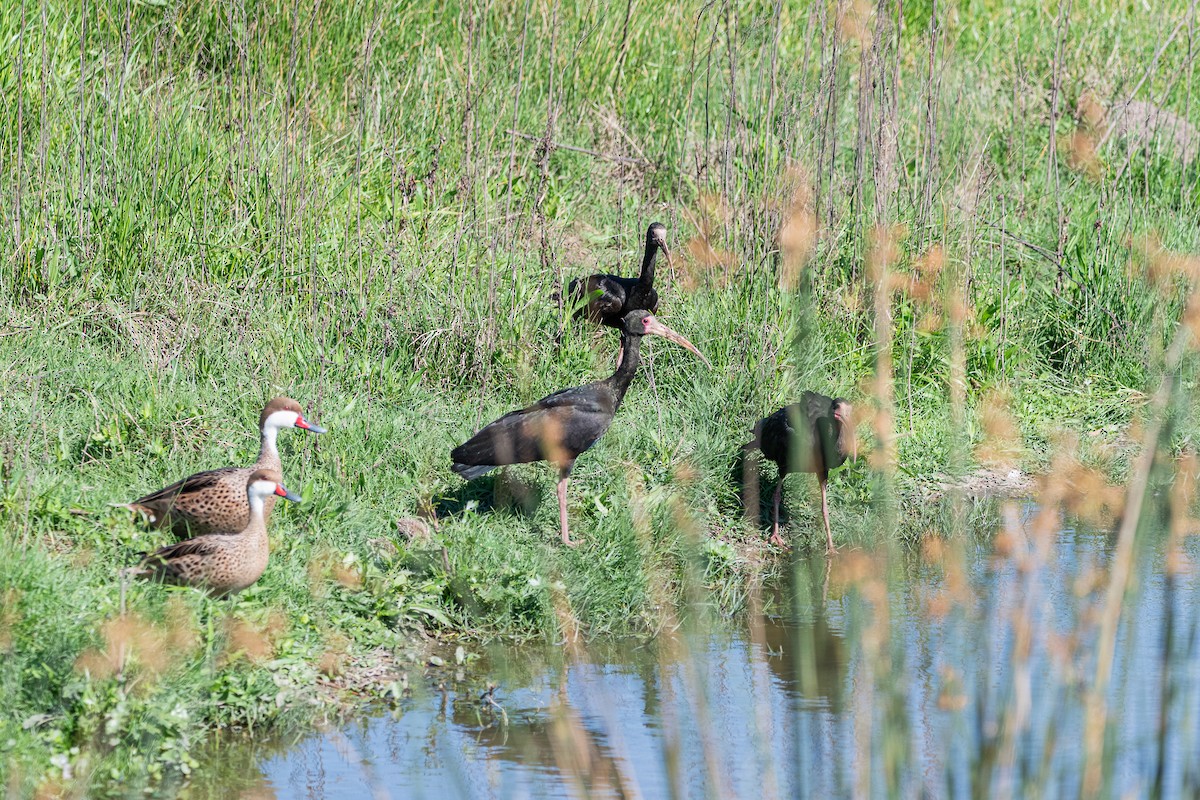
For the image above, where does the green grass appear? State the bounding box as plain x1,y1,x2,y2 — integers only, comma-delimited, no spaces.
2,0,1200,793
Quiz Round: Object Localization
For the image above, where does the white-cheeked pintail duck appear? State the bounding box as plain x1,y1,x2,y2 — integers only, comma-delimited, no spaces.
129,469,300,596
130,397,324,537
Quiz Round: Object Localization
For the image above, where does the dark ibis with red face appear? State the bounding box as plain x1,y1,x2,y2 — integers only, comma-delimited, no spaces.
451,310,710,546
568,223,670,364
745,392,856,553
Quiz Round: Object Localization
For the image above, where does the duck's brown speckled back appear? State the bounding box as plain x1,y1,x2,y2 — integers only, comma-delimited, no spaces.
131,469,289,596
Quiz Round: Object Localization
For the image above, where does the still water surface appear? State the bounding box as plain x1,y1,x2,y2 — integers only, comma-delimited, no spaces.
190,510,1200,799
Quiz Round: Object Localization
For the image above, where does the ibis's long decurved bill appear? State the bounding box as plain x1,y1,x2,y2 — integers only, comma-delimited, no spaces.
643,317,712,369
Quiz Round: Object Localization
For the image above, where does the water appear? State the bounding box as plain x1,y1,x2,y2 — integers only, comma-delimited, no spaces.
188,510,1200,799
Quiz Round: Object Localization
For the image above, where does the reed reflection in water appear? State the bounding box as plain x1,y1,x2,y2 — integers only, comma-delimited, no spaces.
189,506,1200,799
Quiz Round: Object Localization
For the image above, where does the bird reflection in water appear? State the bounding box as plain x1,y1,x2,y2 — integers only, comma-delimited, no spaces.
449,654,641,797
756,558,848,713
441,571,848,797
183,573,849,798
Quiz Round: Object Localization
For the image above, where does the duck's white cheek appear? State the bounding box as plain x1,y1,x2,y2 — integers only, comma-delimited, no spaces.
264,410,300,429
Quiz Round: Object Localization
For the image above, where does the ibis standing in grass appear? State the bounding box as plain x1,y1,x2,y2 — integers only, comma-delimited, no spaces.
568,223,670,365
451,310,710,546
745,392,856,553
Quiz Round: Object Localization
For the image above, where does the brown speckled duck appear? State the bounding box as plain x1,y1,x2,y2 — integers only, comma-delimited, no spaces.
129,469,300,596
129,397,324,537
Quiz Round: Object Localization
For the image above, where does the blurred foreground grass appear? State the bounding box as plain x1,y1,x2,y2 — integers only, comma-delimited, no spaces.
2,0,1200,793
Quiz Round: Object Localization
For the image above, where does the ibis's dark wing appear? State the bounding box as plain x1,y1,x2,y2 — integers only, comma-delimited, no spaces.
752,393,840,474
570,274,636,323
451,383,616,471
802,391,845,471
801,390,835,424
451,406,573,468
133,467,238,505
755,405,799,468
528,382,611,414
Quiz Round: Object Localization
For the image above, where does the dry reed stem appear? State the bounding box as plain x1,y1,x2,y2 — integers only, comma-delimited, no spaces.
222,613,286,666
976,390,1023,470
1077,89,1107,132
319,723,390,800
634,528,734,798
308,550,364,594
548,582,583,659
1061,128,1103,180
546,670,646,800
744,586,781,800
682,193,736,290
1132,235,1200,291
163,595,198,654
868,226,902,475
624,467,676,633
832,551,890,800
32,777,68,800
546,698,607,798
837,0,873,42
1166,451,1198,575
317,631,352,678
0,588,21,654
1048,0,1072,288
901,244,944,304
994,496,1053,798
72,611,187,684
777,170,818,291
1081,277,1196,793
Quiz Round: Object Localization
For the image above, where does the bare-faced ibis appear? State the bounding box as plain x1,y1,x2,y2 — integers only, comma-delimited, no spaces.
451,310,710,546
745,392,856,553
568,223,669,364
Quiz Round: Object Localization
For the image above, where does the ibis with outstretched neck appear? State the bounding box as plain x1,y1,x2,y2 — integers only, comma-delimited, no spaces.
451,310,710,546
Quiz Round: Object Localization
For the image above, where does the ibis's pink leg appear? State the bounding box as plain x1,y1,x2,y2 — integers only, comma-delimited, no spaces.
820,474,836,555
557,473,580,547
769,481,787,548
